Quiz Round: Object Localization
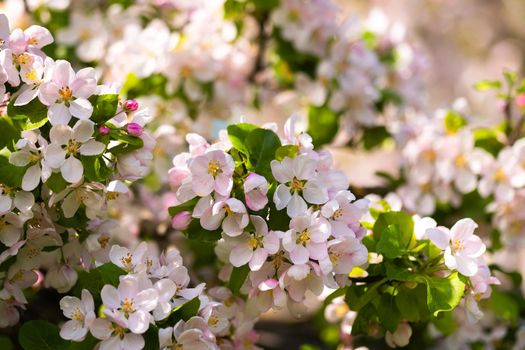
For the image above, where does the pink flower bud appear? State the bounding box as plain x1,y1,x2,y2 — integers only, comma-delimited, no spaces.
516,93,525,109
124,99,139,111
172,211,191,230
98,126,110,135
126,122,143,137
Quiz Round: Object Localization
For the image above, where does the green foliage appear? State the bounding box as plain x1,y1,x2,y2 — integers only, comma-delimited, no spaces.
227,123,258,157
486,290,520,325
444,110,467,134
45,172,69,193
168,197,199,216
88,94,119,123
143,326,160,350
376,224,409,258
0,336,14,350
431,311,457,335
108,129,144,155
0,152,26,188
275,145,299,161
424,272,465,316
362,126,391,150
81,155,111,182
7,98,48,130
473,127,504,157
183,219,222,242
229,265,250,295
473,80,501,91
163,297,201,325
307,105,339,148
72,263,126,299
375,88,402,112
19,320,69,350
122,73,168,99
373,211,414,246
0,116,21,151
378,294,401,332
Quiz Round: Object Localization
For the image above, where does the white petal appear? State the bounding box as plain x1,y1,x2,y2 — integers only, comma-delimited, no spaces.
48,103,71,125
79,140,105,156
69,98,93,120
61,156,83,183
72,120,94,143
22,164,41,191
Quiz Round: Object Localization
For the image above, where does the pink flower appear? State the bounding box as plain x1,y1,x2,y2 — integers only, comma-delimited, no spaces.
98,126,110,135
271,154,329,217
126,123,143,137
189,150,234,197
200,197,248,236
426,218,486,276
321,190,368,238
124,99,139,111
243,173,268,211
59,289,95,341
171,211,191,230
229,215,280,270
39,60,97,125
319,237,368,275
282,214,330,264
516,93,525,108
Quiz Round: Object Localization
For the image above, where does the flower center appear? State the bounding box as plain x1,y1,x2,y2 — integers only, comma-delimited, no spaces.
420,182,432,193
171,343,183,350
329,250,341,264
332,208,343,219
494,169,506,182
290,177,305,192
107,192,119,200
113,324,126,338
71,307,85,321
297,229,311,245
208,315,219,327
25,69,40,83
28,37,38,46
452,239,464,254
207,160,222,177
455,154,466,168
98,235,110,249
121,297,135,316
248,235,263,250
15,53,31,66
58,86,73,103
1,185,14,196
65,139,81,156
120,253,133,271
422,149,436,161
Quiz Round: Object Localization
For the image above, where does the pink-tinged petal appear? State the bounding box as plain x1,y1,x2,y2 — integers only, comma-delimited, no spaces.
109,245,129,269
25,25,53,48
69,98,93,120
154,279,176,302
303,179,329,204
60,320,87,341
72,120,94,142
48,103,71,125
45,143,66,168
99,336,120,350
79,140,105,156
50,124,73,145
310,218,331,242
462,235,486,258
226,198,246,213
443,248,457,270
89,318,113,340
287,264,310,281
135,288,158,312
321,200,338,219
274,184,291,210
192,174,214,197
123,333,145,350
290,245,309,264
307,242,328,260
61,156,83,183
263,232,280,254
450,218,477,242
281,230,296,252
200,208,223,231
454,169,476,194
192,196,212,218
287,192,308,218
249,249,268,271
22,164,41,191
38,81,59,105
128,310,150,334
222,214,245,236
53,60,75,87
244,173,268,193
230,243,253,267
14,86,39,106
259,278,278,291
81,289,94,313
100,285,120,309
251,215,268,235
331,221,355,238
455,255,478,277
71,69,97,98
271,158,294,183
214,173,233,196
118,276,139,300
246,190,268,211
426,227,450,250
293,155,316,179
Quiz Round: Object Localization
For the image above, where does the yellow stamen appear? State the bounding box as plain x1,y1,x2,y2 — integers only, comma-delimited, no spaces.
290,177,305,192
207,160,221,177
297,229,310,245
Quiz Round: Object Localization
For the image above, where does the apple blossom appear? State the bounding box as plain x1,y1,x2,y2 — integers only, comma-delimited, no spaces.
39,60,97,125
59,289,95,341
282,213,330,264
199,197,249,236
45,120,105,183
271,154,329,217
189,149,235,197
426,218,486,277
90,317,145,350
9,134,51,191
243,173,269,211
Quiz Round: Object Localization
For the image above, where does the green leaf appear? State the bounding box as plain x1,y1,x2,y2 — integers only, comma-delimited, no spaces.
473,128,504,157
121,73,168,99
376,225,405,259
395,284,428,322
378,294,401,332
45,172,69,193
245,128,281,179
143,325,160,350
88,94,119,123
81,156,110,182
444,111,467,134
72,263,126,298
19,320,69,350
229,264,250,295
0,116,21,150
168,197,199,216
345,278,386,311
227,123,258,156
0,335,13,350
0,153,26,187
275,145,299,161
109,131,144,154
7,98,48,130
431,311,456,335
373,211,414,247
486,290,520,324
67,334,98,350
351,303,378,336
473,80,501,91
424,272,465,316
164,297,200,325
184,219,222,242
362,126,391,150
307,105,339,148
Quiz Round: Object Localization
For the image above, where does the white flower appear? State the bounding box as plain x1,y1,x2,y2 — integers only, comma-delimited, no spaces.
59,289,95,341
9,133,51,191
90,317,145,350
45,120,105,183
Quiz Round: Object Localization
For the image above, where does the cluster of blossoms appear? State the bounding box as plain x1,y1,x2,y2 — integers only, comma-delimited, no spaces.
0,14,157,327
169,116,370,317
59,243,260,349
